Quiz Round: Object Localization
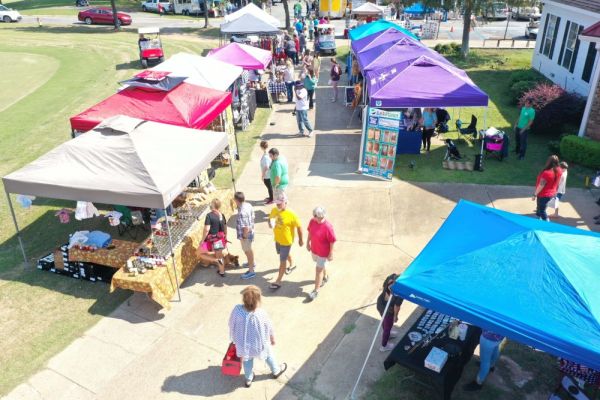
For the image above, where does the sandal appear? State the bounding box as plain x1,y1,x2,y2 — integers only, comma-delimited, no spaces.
272,363,287,379
218,271,226,277
269,283,282,290
245,373,255,388
285,265,296,275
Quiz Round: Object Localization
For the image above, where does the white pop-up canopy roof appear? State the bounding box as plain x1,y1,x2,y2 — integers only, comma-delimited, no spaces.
223,3,279,27
221,13,280,35
151,52,243,91
3,115,228,209
351,2,385,15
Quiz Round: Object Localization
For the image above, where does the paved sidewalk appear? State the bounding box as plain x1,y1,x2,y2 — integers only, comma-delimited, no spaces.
4,60,599,400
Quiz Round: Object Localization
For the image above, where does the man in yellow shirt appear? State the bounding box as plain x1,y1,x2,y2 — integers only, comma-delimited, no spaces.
268,193,303,289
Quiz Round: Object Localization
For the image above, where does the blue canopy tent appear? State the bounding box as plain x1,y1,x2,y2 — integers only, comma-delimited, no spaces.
348,19,419,41
404,2,434,15
392,200,600,370
351,200,600,399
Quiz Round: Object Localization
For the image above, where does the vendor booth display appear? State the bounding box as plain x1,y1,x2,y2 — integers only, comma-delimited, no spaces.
208,42,273,70
348,19,419,41
3,116,230,309
360,108,401,180
392,200,600,370
70,82,232,133
151,52,243,91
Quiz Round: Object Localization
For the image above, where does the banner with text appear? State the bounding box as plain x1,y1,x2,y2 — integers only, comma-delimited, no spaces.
359,107,400,180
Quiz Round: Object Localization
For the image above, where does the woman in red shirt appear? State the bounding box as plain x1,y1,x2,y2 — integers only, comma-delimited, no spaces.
533,155,562,221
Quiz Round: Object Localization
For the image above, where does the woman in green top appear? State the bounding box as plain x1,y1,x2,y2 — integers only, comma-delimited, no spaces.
515,98,536,160
304,67,317,109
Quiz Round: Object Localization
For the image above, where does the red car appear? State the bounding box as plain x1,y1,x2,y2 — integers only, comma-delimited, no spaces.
78,8,132,26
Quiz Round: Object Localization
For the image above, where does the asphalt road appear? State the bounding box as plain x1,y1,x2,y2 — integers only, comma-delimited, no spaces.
20,3,532,40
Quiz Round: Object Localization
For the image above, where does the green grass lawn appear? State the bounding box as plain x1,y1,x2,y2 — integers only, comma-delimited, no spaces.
0,24,221,396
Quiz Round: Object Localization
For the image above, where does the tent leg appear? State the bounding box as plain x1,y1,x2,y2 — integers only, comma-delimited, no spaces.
483,107,488,130
163,210,181,302
5,190,28,267
349,295,394,400
229,148,237,193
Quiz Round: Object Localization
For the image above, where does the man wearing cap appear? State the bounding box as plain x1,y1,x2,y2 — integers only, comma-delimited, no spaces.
294,81,313,137
268,193,303,290
269,147,289,197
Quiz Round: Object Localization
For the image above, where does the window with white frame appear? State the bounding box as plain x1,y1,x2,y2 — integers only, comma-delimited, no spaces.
558,21,583,72
541,14,560,59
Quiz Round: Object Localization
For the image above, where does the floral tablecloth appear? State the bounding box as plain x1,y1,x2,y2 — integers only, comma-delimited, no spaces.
109,219,204,309
68,239,142,269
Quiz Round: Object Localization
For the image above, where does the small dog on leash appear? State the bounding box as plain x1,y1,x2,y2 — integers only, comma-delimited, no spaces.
197,252,239,269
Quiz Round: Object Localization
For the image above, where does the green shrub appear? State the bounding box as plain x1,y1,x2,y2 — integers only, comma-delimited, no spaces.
439,44,451,54
510,80,538,103
449,42,461,52
434,44,443,52
560,135,600,169
510,69,544,85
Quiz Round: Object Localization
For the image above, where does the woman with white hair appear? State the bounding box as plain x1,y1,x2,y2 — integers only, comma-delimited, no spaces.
306,206,337,301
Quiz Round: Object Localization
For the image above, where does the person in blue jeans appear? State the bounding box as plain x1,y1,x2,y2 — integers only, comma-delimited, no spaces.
294,82,313,136
464,330,505,391
229,286,287,388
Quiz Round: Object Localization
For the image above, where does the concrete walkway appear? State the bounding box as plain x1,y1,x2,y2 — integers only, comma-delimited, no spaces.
4,60,599,400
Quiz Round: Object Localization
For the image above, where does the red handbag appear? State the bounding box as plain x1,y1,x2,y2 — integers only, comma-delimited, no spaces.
221,342,242,376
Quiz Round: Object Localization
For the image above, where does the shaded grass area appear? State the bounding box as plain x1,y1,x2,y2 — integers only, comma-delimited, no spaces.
367,341,561,400
392,49,594,187
5,0,140,11
0,26,213,396
212,107,272,189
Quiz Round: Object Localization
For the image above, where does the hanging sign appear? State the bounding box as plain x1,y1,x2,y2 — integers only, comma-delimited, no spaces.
359,107,400,180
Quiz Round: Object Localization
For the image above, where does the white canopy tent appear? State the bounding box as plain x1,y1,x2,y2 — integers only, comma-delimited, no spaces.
220,13,280,35
351,2,385,16
3,116,230,301
151,52,243,92
223,3,279,28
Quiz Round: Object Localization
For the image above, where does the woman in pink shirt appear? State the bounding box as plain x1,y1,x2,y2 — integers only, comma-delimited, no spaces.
306,206,336,301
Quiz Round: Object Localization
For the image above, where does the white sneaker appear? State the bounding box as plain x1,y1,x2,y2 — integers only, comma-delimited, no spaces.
379,342,395,352
390,329,399,338
309,290,318,301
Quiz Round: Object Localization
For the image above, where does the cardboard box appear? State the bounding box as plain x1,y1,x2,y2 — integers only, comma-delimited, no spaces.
424,347,448,373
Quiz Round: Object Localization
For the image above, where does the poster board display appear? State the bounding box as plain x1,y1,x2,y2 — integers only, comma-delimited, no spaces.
359,107,400,180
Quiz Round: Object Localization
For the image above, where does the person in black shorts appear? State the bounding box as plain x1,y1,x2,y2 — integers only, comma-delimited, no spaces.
199,199,228,277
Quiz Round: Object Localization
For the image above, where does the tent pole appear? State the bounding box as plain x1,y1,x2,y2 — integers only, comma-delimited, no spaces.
5,189,28,267
163,209,181,302
350,295,394,400
229,147,237,193
483,106,488,130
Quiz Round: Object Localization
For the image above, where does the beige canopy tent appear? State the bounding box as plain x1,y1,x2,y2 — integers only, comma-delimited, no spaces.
3,115,230,300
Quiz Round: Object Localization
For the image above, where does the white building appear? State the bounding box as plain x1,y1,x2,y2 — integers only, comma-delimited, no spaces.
531,0,600,97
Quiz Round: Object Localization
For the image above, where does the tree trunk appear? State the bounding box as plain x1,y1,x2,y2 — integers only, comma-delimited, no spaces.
460,1,472,58
282,0,291,30
204,0,209,28
110,0,120,29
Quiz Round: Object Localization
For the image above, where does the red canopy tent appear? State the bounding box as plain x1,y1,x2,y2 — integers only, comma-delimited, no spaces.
70,82,232,132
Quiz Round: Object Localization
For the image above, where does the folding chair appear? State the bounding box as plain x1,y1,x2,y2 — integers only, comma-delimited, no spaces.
456,114,478,139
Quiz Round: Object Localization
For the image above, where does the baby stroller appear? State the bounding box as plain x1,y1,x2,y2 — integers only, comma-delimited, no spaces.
455,115,478,138
435,108,451,134
443,139,462,161
484,133,505,161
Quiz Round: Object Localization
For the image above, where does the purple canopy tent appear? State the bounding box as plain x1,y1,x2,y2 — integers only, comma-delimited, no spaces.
208,42,273,70
351,28,422,55
366,56,488,108
356,38,448,73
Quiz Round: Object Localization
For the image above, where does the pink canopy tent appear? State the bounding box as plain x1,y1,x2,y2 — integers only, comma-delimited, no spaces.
208,42,272,70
